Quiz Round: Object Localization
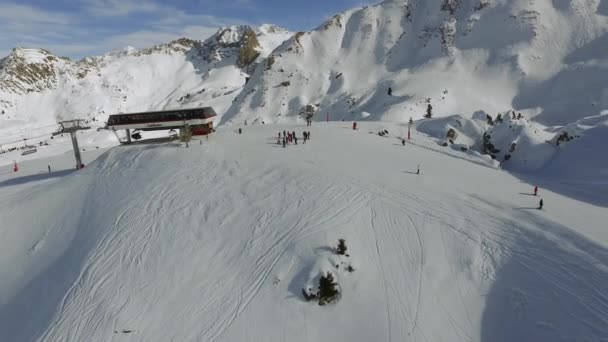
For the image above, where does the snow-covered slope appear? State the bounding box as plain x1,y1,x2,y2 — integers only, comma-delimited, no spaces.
0,123,606,341
413,110,608,181
224,0,608,126
0,25,293,139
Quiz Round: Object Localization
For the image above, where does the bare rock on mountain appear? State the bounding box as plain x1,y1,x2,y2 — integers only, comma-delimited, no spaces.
237,28,261,69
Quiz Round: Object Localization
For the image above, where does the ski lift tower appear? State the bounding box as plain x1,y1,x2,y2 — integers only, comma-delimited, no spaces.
53,119,91,169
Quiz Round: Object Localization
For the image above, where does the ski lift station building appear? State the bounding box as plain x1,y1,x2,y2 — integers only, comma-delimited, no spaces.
106,107,217,143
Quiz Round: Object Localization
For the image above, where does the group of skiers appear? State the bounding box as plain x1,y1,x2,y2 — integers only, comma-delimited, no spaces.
278,130,311,147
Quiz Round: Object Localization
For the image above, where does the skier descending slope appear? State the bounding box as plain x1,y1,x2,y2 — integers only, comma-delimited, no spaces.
534,185,539,196
538,198,544,210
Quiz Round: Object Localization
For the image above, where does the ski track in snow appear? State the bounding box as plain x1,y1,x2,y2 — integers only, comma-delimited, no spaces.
0,123,606,342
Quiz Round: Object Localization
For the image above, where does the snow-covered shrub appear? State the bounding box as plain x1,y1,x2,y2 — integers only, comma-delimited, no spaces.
299,104,319,119
555,131,575,146
486,114,494,125
446,128,458,143
302,287,318,301
482,132,500,157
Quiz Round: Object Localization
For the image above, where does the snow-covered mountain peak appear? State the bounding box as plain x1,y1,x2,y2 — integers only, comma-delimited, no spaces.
0,22,292,129
257,24,290,35
104,46,138,59
213,25,255,45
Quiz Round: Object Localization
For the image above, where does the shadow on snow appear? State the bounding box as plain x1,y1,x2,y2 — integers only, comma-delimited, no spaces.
481,209,608,342
0,169,75,188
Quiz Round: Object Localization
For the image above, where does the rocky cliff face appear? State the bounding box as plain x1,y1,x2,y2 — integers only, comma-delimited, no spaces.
0,48,62,94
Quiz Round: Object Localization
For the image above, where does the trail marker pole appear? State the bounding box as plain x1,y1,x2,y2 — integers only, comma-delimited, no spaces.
408,117,413,140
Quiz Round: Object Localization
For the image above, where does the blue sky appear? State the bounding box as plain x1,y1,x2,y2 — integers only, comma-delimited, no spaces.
0,0,377,59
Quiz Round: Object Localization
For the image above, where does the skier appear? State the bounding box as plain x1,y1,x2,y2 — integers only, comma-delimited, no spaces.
294,136,298,145
238,128,242,134
283,137,286,148
388,87,393,96
402,139,405,146
533,185,538,196
416,164,420,175
538,198,544,210
48,164,51,172
353,121,357,130
283,130,286,139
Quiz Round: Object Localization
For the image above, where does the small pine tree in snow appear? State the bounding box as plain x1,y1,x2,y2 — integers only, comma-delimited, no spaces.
424,104,433,119
336,239,347,255
318,272,339,305
446,128,457,143
486,114,494,125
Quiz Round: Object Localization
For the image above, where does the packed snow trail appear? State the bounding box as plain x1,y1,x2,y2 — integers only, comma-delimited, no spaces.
0,123,606,341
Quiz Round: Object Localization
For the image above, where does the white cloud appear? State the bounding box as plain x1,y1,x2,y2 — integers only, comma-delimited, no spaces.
0,3,73,25
81,0,168,16
0,1,257,59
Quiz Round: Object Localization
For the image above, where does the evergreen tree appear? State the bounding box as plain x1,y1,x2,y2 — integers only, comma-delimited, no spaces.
424,104,433,118
318,272,339,305
336,239,347,255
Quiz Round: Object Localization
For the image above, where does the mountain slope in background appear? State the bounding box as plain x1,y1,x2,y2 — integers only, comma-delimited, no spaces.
224,0,608,126
0,25,292,134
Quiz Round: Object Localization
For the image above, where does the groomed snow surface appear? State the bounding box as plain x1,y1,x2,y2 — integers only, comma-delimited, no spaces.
0,123,607,342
